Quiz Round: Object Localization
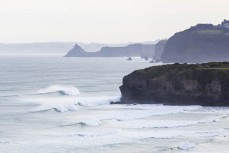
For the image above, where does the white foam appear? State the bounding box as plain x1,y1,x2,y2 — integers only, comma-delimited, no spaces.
22,84,120,112
78,96,120,107
69,130,117,137
106,118,219,129
55,104,79,112
25,97,79,112
37,85,80,96
93,105,203,121
25,95,120,113
178,142,196,150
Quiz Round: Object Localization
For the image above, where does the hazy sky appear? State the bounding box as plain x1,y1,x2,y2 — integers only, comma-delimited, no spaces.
0,0,228,43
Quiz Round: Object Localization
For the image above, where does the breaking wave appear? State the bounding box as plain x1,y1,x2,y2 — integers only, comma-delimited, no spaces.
26,84,121,112
37,85,80,96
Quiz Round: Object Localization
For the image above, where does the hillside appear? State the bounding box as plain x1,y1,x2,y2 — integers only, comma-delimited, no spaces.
161,20,229,63
64,43,155,57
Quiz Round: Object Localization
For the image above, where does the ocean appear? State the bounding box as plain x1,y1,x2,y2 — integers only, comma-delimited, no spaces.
0,56,229,153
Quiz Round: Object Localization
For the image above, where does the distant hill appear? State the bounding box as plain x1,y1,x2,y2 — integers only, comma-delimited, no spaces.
64,43,156,57
78,41,158,52
0,41,158,56
161,20,229,63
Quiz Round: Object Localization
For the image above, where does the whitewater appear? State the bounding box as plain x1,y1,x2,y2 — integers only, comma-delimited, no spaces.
0,57,229,153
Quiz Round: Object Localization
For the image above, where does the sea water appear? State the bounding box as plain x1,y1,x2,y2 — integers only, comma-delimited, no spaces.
0,56,229,153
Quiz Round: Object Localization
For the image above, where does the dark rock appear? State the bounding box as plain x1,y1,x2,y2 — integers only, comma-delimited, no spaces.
150,59,162,63
154,40,167,61
127,57,132,61
119,62,229,106
110,101,123,104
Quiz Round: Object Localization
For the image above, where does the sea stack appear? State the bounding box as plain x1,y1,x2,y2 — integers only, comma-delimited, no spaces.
64,44,92,57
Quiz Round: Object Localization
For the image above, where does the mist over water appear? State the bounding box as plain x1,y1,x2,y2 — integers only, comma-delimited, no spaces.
0,57,229,153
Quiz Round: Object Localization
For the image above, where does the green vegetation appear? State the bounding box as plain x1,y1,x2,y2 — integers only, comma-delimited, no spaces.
134,62,229,86
197,30,223,35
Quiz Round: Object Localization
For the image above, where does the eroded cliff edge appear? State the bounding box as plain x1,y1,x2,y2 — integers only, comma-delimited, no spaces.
119,62,229,106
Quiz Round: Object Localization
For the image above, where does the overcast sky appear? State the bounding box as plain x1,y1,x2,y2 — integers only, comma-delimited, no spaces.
0,0,228,43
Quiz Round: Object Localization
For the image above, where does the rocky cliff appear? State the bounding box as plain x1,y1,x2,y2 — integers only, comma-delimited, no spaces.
64,43,155,57
154,40,167,61
162,20,229,63
119,62,229,106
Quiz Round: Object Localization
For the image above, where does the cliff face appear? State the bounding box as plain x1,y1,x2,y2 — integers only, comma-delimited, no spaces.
64,43,155,57
162,21,229,63
119,62,229,106
154,40,167,60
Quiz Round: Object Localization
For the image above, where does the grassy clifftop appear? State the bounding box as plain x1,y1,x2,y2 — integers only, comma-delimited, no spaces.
135,62,229,80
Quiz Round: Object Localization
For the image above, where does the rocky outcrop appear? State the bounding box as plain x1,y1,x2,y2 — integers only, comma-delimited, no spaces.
64,43,155,57
64,44,98,57
161,20,229,63
119,62,229,106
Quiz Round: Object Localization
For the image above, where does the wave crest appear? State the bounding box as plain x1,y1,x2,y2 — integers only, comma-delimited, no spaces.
37,85,80,96
61,120,101,127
